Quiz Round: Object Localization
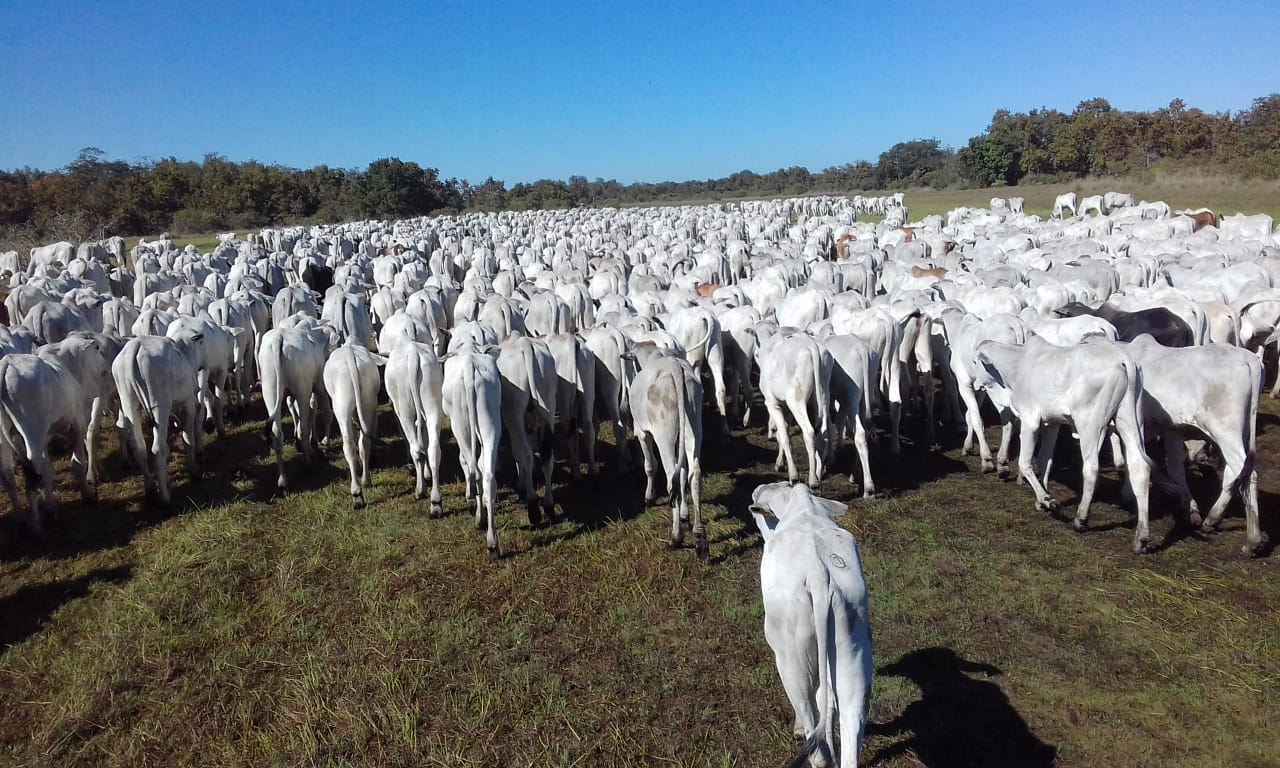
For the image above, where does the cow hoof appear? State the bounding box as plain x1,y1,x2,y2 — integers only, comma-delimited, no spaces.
980,460,995,474
487,546,501,562
1133,536,1151,555
997,465,1010,480
1189,512,1204,529
695,534,709,560
430,502,443,519
352,493,364,510
1037,498,1060,513
1243,535,1266,557
1072,518,1088,533
526,501,542,528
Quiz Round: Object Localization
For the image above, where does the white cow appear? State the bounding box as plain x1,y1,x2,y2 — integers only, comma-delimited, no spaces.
627,346,706,557
112,335,204,506
323,343,385,508
442,343,505,560
258,320,337,492
749,481,872,768
1124,336,1264,556
385,341,445,516
974,336,1153,552
756,333,831,486
821,333,878,496
0,352,103,534
496,334,559,525
1052,192,1077,219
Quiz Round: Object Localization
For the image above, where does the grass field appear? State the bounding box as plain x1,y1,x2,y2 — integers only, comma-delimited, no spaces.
1,384,1277,767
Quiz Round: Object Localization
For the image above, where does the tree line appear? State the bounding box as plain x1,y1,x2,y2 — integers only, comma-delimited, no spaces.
2,94,1277,247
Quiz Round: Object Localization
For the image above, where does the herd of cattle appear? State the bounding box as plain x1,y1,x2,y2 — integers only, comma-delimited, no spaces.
3,192,1280,766
0,195,1277,562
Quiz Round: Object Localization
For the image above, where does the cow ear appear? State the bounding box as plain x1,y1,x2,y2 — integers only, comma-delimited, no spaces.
748,505,780,542
812,496,849,519
371,353,389,367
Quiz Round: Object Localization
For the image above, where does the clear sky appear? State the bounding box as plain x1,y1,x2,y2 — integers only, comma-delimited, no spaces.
1,0,1276,184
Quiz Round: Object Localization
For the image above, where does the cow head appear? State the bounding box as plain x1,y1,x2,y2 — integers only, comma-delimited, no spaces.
748,482,847,542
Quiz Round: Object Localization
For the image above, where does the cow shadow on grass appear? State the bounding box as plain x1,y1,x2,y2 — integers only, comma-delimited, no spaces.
869,647,1057,768
0,564,132,649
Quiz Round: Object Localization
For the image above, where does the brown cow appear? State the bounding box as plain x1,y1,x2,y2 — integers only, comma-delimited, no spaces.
896,227,916,242
1184,210,1218,232
910,266,947,279
696,283,722,298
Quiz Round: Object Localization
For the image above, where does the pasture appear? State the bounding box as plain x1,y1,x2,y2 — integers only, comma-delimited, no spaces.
1,389,1277,767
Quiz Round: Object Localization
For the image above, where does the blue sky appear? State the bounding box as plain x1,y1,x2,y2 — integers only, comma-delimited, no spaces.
1,0,1276,184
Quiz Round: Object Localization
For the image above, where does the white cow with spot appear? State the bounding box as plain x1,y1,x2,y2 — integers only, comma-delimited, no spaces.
385,341,445,516
749,481,872,768
442,341,505,560
323,343,385,508
626,346,706,557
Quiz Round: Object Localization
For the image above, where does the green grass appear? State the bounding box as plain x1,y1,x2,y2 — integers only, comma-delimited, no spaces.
2,391,1278,767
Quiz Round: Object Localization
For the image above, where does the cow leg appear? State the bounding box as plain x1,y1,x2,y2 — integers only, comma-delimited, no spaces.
121,408,157,498
183,401,203,482
425,409,444,519
70,425,96,504
788,395,822,486
339,419,363,509
852,411,875,498
837,608,874,768
1161,433,1198,524
739,359,754,427
995,411,1014,479
538,424,555,521
959,384,994,472
766,397,797,482
1016,417,1055,512
150,407,172,507
87,395,107,485
690,457,707,560
394,404,425,500
919,368,936,444
1029,423,1056,488
1072,421,1105,532
1113,410,1152,553
766,624,820,749
637,430,658,504
1202,437,1251,542
707,347,729,435
505,411,539,525
480,440,500,561
0,443,23,525
581,399,598,477
271,411,288,492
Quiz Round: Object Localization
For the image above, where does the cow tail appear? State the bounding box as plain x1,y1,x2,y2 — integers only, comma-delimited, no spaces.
523,341,552,425
409,354,430,462
0,359,20,460
465,362,483,466
813,344,830,458
347,349,373,442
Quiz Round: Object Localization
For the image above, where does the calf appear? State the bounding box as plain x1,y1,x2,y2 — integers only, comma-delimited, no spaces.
749,482,872,768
